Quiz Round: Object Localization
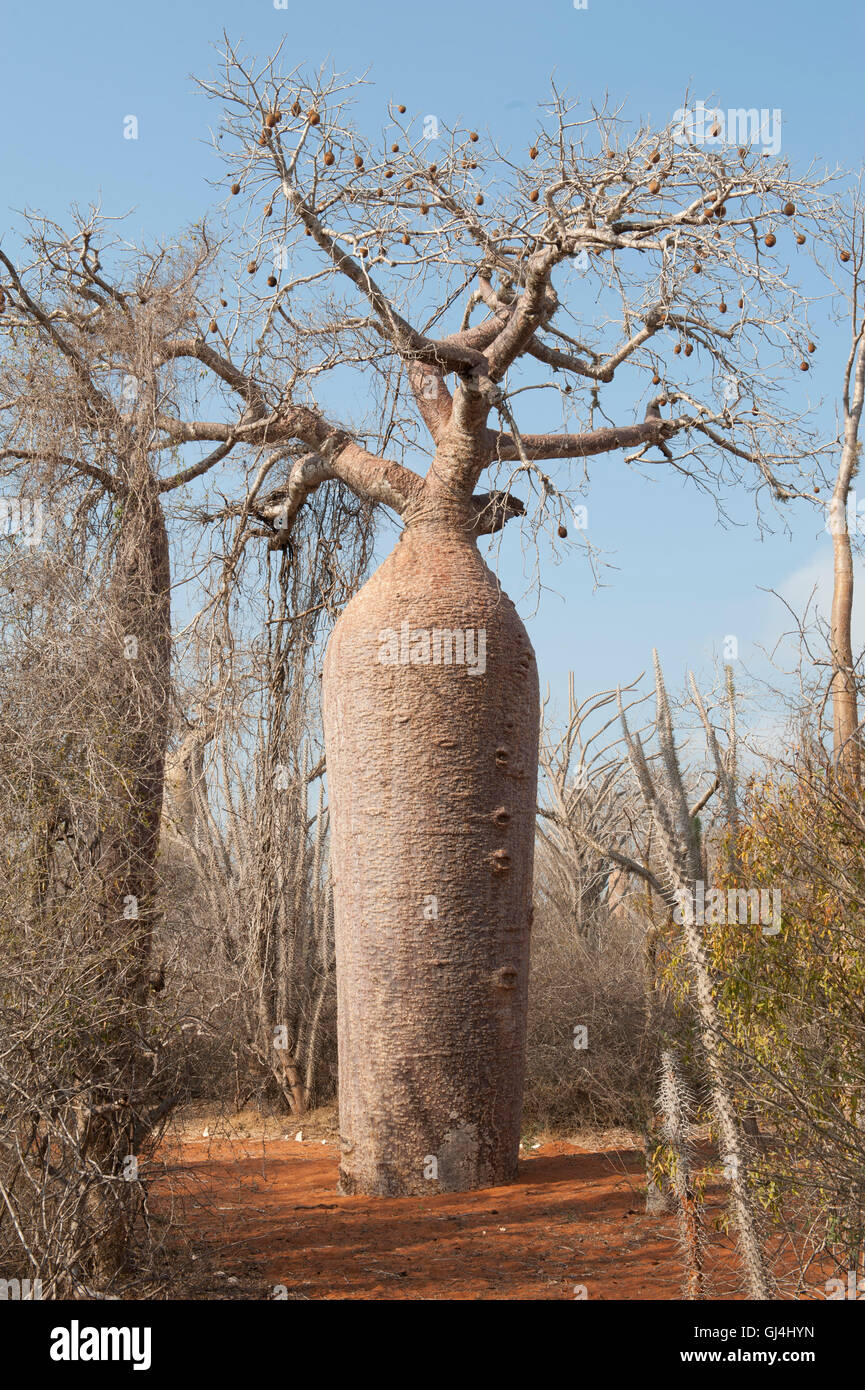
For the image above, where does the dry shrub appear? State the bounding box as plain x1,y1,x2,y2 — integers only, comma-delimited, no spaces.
525,896,663,1133
0,541,180,1295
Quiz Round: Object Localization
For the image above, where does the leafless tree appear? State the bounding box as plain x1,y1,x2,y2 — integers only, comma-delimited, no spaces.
0,203,360,1276
537,676,649,938
177,38,839,1195
166,384,374,1115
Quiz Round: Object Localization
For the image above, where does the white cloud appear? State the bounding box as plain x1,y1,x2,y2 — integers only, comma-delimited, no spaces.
772,545,865,653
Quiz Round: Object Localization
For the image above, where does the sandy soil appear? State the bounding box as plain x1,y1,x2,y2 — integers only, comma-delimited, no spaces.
153,1109,746,1300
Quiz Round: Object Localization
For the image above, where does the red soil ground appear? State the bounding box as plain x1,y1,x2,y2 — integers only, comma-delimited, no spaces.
154,1112,748,1300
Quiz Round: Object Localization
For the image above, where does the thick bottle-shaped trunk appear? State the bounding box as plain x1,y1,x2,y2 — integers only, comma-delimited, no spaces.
322,522,539,1195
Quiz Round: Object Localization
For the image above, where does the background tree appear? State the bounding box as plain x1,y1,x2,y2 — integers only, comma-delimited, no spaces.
532,677,672,1162
0,514,186,1295
0,205,370,1274
821,185,865,771
165,474,373,1116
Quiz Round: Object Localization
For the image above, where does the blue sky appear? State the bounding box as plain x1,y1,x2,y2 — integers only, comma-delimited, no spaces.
2,0,862,726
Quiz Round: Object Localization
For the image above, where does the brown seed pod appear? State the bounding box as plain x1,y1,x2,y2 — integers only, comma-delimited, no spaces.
764,233,777,248
529,146,538,160
230,183,241,195
796,233,806,245
263,205,273,219
738,146,747,158
475,193,484,206
267,275,277,288
307,109,320,126
752,405,758,415
648,179,660,194
397,104,406,113
470,131,479,142
220,298,227,308
807,341,816,353
420,202,430,215
375,187,383,196
800,360,809,371
674,343,682,354
715,204,727,217
257,135,267,147
841,250,852,262
290,101,301,117
719,301,727,313
650,149,661,163
359,246,369,257
684,343,693,357
783,202,796,216
323,150,335,166
354,154,364,169
428,164,437,176
385,169,394,178
529,189,539,202
693,261,702,273
208,320,217,333
557,524,568,539
401,233,410,244
738,297,744,309
391,143,399,153
652,373,661,385
247,262,256,274
265,112,277,128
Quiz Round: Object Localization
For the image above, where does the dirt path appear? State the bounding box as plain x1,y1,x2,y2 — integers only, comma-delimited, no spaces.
155,1125,743,1300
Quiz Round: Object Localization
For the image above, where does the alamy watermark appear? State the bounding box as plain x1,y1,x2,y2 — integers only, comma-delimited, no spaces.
377,622,486,676
50,1321,151,1370
826,493,865,536
825,1270,865,1299
0,496,44,547
0,1276,42,1299
672,101,782,156
673,880,781,936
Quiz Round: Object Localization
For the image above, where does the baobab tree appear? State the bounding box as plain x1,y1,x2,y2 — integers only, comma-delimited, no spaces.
191,41,833,1195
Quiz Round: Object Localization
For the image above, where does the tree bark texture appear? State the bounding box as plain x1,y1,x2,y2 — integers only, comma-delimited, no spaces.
323,520,539,1195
